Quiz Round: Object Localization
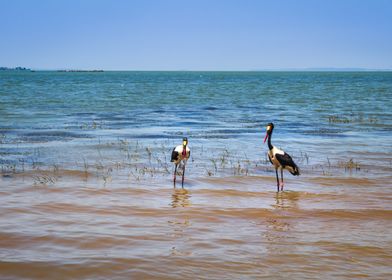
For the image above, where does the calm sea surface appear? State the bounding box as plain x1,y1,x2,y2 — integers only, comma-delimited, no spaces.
1,71,392,279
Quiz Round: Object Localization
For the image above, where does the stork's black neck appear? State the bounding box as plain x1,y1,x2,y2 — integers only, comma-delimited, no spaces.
267,131,273,150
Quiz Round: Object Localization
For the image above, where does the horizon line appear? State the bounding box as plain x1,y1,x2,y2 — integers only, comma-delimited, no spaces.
2,66,392,72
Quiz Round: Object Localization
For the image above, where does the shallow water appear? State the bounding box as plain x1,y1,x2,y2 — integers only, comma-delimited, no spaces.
1,71,392,279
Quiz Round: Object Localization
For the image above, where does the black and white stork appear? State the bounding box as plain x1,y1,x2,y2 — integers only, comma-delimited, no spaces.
263,123,300,192
171,137,190,187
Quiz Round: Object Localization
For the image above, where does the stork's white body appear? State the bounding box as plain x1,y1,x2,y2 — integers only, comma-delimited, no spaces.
172,145,190,164
268,146,298,175
268,146,285,169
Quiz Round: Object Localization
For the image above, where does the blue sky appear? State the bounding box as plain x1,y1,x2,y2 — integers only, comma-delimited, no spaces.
1,0,391,70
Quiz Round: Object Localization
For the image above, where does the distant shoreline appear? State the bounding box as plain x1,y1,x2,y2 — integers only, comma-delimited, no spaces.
1,67,391,73
0,66,33,71
0,67,104,73
56,69,104,72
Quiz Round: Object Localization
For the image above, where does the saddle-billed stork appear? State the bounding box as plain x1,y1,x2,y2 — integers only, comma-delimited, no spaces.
171,137,190,187
263,123,300,192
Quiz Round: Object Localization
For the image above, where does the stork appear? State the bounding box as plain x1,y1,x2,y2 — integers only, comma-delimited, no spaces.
263,123,300,192
171,137,190,187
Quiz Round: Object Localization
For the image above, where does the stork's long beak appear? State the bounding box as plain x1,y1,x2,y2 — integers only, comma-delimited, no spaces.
263,133,268,143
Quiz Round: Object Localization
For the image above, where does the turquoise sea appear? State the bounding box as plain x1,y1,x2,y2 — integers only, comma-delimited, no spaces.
1,71,391,175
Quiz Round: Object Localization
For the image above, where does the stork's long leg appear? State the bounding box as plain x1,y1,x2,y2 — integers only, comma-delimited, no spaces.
181,162,186,188
173,164,178,187
280,169,284,191
275,168,280,192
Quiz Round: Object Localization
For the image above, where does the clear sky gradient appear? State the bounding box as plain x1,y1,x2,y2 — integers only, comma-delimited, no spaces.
1,0,391,70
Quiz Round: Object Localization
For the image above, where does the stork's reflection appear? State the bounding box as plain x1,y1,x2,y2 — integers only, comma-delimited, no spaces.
273,191,300,209
168,187,192,256
261,191,301,256
170,187,191,208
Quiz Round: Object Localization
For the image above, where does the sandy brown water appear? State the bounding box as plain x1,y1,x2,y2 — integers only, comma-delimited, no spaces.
1,170,391,280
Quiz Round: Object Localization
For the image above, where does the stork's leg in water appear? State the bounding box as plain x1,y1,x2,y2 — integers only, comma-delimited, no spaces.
181,162,186,188
173,164,178,187
275,169,280,192
280,169,284,191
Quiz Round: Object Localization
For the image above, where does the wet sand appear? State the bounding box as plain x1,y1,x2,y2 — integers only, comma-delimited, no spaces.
1,170,391,280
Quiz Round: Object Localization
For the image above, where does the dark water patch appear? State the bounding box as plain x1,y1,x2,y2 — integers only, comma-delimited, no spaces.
303,128,348,137
0,127,17,133
380,126,392,132
152,109,167,114
125,134,178,140
283,121,311,131
0,158,18,166
100,114,135,121
187,133,242,139
20,130,93,142
0,129,21,144
207,128,258,135
236,104,261,110
0,148,30,156
171,121,219,127
202,106,219,111
69,112,96,117
163,131,190,137
105,121,139,128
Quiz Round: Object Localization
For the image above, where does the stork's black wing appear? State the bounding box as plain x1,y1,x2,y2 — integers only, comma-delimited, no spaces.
275,152,300,175
171,148,179,162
